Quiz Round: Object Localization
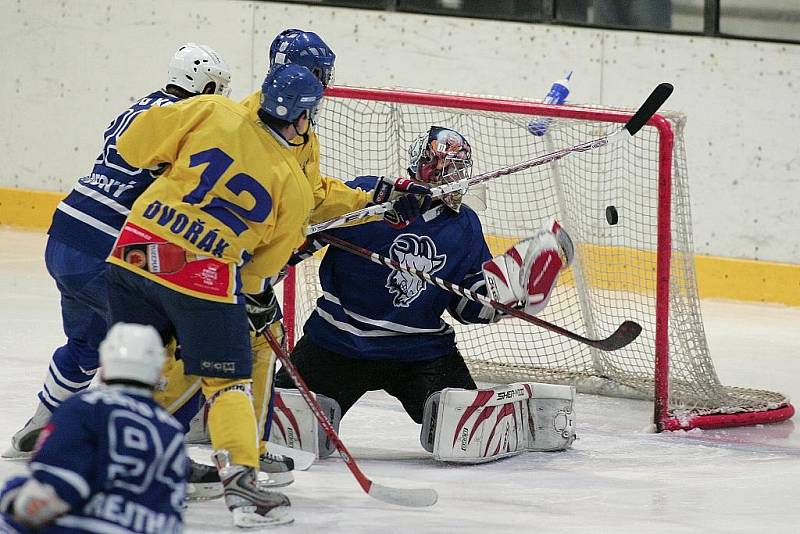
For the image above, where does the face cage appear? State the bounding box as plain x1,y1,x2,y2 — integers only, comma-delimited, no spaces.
308,101,323,127
217,80,231,97
416,156,473,212
310,65,334,88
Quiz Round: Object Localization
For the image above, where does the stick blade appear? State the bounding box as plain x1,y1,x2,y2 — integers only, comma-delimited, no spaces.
624,83,674,136
594,320,642,351
368,482,438,507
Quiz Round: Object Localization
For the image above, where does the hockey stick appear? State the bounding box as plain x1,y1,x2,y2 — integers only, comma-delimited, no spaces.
261,329,438,507
318,233,641,352
307,82,674,235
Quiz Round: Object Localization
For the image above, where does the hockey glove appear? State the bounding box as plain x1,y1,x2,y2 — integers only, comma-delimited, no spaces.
244,286,282,335
482,218,574,316
288,236,326,266
373,176,432,229
11,478,70,529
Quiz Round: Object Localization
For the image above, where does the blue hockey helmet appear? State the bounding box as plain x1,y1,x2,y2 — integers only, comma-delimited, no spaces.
260,64,324,122
268,29,336,87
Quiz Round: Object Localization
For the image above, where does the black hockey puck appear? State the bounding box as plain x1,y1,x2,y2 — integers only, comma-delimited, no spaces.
606,205,619,225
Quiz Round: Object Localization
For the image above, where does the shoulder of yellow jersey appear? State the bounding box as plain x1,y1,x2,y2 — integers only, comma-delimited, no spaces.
240,90,261,114
183,94,253,122
177,95,296,151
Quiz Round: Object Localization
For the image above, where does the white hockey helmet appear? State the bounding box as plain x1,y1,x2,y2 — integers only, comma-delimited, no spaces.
166,43,232,96
99,323,166,387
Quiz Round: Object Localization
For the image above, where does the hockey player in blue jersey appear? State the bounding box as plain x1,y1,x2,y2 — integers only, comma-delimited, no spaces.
4,43,231,458
0,323,186,533
273,127,577,462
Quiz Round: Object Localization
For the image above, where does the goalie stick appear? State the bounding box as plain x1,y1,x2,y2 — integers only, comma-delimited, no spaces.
261,329,438,508
318,233,641,352
307,83,674,235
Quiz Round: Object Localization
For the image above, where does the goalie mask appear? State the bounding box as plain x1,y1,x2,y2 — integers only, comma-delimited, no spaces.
407,127,472,212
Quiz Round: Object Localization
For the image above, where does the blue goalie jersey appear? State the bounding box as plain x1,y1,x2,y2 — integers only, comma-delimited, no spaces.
48,91,180,259
11,386,186,533
303,176,495,361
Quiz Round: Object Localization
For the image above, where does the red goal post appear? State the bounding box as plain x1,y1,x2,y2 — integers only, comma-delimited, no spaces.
282,85,794,432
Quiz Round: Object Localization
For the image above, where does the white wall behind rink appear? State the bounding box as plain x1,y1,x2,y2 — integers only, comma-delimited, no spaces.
2,0,799,263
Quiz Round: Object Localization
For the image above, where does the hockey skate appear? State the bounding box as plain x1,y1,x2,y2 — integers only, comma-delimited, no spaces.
186,458,223,501
2,402,51,459
213,450,293,527
259,449,295,488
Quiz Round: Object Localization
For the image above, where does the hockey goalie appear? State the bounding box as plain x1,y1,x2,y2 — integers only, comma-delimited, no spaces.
272,126,576,463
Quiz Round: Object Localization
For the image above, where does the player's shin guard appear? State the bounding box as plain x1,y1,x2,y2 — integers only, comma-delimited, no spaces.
154,342,203,428
250,323,295,486
250,322,282,452
202,378,259,468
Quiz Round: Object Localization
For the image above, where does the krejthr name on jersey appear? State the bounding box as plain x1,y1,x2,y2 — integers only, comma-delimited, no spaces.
82,492,182,533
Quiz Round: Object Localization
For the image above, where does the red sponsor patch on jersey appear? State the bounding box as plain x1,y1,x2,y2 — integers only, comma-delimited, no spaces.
115,223,234,299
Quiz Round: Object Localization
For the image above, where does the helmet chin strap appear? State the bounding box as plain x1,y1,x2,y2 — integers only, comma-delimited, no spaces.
287,112,311,146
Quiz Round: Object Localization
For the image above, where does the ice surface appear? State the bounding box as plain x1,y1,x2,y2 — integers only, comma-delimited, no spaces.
1,228,798,533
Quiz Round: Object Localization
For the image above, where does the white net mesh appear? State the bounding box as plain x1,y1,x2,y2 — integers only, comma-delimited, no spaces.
287,87,790,426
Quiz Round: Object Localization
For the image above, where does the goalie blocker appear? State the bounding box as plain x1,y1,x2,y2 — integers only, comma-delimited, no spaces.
421,382,575,463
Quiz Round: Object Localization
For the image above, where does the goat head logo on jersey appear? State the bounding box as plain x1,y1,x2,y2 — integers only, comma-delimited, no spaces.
386,234,446,307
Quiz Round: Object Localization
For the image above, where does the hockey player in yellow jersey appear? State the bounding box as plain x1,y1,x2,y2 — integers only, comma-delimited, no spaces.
108,60,430,526
106,64,323,528
153,28,433,493
241,28,370,224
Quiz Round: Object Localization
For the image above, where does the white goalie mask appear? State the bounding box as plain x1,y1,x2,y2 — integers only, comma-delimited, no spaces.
407,127,473,212
166,43,232,96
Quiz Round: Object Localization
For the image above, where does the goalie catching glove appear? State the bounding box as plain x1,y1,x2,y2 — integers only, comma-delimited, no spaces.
244,286,282,335
372,176,432,229
482,218,575,316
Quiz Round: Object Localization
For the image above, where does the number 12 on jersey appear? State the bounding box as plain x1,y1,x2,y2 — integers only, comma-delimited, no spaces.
182,147,272,236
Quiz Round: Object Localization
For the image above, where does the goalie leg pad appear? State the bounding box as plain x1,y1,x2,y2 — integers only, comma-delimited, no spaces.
421,384,533,464
420,391,440,454
526,383,576,452
268,388,341,459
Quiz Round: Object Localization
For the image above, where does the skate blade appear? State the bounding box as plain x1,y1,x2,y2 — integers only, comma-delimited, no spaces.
1,446,33,460
257,472,294,489
232,505,294,528
186,481,224,501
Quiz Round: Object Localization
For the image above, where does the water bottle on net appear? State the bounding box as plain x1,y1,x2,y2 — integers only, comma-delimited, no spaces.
527,71,572,137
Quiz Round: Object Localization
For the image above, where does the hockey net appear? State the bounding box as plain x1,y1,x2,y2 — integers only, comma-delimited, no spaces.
282,86,794,432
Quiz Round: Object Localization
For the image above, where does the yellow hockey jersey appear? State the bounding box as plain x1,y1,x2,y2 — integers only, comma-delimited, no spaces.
111,95,313,302
240,91,371,223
